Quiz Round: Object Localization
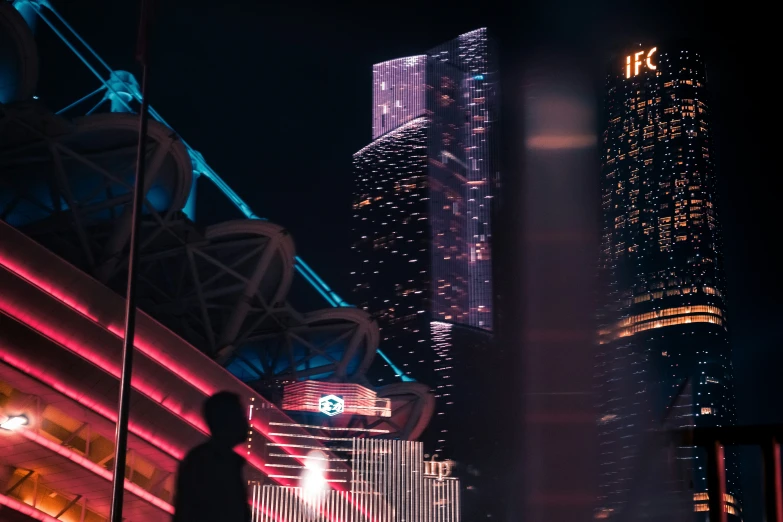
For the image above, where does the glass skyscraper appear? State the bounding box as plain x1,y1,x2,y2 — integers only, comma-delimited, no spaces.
351,28,499,459
596,42,741,520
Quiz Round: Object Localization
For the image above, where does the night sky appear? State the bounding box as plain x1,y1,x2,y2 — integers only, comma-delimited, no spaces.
33,1,778,520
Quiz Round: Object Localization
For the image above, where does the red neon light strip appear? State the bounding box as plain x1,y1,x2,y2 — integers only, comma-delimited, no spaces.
0,253,101,323
0,261,310,484
2,250,240,401
0,344,185,460
16,428,175,514
0,493,63,522
0,264,206,430
0,322,296,489
0,315,296,484
0,246,353,494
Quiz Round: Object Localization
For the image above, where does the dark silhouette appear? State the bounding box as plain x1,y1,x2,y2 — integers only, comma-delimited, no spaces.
172,391,251,522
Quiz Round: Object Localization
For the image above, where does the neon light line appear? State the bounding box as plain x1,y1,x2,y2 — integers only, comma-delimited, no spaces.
0,493,63,522
295,256,347,307
377,349,415,382
55,84,105,114
295,263,338,307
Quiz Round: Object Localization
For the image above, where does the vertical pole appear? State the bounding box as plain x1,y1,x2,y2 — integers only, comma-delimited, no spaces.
108,1,152,521
706,440,727,522
762,437,783,522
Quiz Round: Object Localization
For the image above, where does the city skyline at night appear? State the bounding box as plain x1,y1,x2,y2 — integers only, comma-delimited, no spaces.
596,41,741,520
1,0,779,520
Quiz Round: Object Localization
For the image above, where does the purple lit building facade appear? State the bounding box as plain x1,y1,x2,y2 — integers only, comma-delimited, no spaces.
372,56,427,140
350,28,499,465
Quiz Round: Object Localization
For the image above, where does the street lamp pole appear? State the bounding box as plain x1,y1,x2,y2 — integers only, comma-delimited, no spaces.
108,1,153,521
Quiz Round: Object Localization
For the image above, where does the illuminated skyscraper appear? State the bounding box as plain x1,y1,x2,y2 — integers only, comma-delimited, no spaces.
351,28,499,459
596,42,741,520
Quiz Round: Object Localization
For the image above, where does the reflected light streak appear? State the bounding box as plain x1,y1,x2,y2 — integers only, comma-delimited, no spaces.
526,134,597,150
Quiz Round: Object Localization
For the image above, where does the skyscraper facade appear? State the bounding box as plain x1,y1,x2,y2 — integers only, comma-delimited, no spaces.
596,42,741,519
351,28,499,460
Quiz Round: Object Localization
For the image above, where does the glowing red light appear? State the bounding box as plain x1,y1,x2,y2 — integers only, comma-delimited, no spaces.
0,493,63,522
0,247,345,484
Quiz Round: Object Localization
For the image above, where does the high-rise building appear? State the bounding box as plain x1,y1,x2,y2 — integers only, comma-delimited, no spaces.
251,438,461,522
350,28,499,461
596,42,741,520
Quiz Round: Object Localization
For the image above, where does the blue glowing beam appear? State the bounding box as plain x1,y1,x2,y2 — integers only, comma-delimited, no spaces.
21,0,413,383
294,256,348,307
377,350,415,382
294,260,338,307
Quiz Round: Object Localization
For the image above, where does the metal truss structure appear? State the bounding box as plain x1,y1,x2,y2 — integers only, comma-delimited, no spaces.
0,0,431,441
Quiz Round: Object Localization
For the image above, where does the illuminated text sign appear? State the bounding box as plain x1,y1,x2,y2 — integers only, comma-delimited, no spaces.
626,47,657,78
423,457,454,480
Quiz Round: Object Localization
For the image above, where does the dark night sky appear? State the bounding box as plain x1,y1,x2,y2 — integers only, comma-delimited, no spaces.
33,1,778,519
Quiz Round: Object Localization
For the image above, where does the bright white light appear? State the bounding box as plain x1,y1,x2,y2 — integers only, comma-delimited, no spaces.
300,450,328,515
0,415,29,431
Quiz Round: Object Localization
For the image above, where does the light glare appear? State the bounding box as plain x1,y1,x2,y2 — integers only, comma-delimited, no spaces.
0,415,29,431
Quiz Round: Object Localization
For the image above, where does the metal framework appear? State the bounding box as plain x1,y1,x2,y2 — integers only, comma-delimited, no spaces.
8,0,351,307
5,0,416,380
0,0,428,440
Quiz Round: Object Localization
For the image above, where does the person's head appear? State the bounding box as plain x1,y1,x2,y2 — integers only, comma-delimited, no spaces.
203,391,249,448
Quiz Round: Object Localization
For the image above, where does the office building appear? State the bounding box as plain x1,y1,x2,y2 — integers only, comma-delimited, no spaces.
252,438,460,522
596,42,741,519
351,28,499,459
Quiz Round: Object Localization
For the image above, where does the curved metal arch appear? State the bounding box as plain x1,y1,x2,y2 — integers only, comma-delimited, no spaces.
228,312,378,386
113,221,291,356
376,382,436,440
0,110,192,280
302,308,379,381
204,220,296,307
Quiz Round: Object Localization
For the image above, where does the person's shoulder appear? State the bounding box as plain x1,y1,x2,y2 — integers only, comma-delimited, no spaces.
182,441,246,466
182,442,214,464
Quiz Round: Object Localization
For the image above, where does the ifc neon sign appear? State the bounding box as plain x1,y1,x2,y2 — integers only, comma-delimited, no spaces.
626,47,657,78
319,395,344,416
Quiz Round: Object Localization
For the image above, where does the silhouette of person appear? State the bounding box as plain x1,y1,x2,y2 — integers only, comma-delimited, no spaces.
172,391,251,522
